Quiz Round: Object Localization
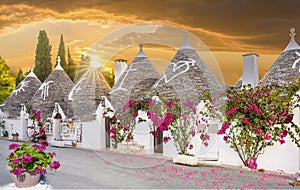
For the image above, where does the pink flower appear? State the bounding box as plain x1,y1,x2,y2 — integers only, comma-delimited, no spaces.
243,109,248,113
163,136,171,143
255,109,263,115
108,128,116,135
150,130,158,137
36,111,41,121
8,143,19,150
163,113,173,125
264,133,271,140
35,166,46,174
223,136,229,141
279,139,285,144
242,118,249,124
21,155,32,164
201,133,210,141
226,106,238,116
147,101,154,106
127,100,135,107
166,101,173,108
217,122,230,135
12,157,19,165
280,130,288,138
12,168,23,176
191,129,196,137
249,104,258,111
157,123,168,131
132,111,139,118
39,140,48,147
147,111,156,120
284,114,293,124
37,145,46,151
254,129,263,135
49,161,60,170
123,125,129,131
247,158,257,170
48,152,56,158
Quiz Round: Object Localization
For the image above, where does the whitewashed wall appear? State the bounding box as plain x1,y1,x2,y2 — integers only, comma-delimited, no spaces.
133,111,154,154
80,119,105,150
6,119,25,141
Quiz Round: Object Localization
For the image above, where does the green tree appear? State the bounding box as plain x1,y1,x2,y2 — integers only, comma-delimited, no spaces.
102,69,115,88
15,67,24,86
66,47,76,81
34,30,52,82
56,34,67,70
0,57,15,103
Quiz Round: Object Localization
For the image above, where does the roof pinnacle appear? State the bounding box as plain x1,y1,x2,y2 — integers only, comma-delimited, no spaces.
180,32,193,50
136,42,146,57
284,27,300,52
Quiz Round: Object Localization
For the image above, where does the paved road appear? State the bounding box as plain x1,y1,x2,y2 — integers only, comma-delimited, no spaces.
0,138,296,189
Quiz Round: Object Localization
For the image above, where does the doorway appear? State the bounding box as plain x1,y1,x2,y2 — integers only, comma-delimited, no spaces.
105,117,111,148
154,130,163,153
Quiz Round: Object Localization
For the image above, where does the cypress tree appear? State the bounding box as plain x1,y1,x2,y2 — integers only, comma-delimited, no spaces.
15,67,24,86
33,30,52,82
56,34,67,70
67,47,76,81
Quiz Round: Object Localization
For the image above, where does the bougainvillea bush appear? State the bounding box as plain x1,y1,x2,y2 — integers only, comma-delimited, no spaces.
7,141,60,176
204,81,300,169
28,110,46,142
146,97,210,155
103,100,147,148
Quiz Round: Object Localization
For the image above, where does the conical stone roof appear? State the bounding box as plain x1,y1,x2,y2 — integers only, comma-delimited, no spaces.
69,66,111,122
110,43,161,111
260,28,300,86
1,69,42,118
152,36,224,102
29,58,74,120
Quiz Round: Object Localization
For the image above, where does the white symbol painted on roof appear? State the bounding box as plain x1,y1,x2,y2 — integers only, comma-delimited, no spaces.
11,80,30,96
153,58,196,88
292,51,300,72
68,78,86,101
39,81,54,100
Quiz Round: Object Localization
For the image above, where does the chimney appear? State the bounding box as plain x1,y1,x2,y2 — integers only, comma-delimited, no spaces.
114,59,128,84
242,54,259,87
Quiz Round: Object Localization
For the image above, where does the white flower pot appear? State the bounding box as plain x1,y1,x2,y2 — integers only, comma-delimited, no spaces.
172,154,198,166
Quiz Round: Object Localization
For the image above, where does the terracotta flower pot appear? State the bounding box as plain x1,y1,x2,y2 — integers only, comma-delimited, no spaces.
11,171,41,188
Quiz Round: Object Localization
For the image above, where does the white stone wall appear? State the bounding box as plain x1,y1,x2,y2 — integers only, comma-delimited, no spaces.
6,119,24,141
80,119,105,150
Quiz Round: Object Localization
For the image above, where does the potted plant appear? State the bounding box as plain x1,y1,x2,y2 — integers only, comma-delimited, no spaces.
7,141,60,188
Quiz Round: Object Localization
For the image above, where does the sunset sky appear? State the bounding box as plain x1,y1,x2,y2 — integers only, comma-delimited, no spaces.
1,0,300,84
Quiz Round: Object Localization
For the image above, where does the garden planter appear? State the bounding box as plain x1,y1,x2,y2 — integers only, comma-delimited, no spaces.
173,154,198,166
11,171,41,188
